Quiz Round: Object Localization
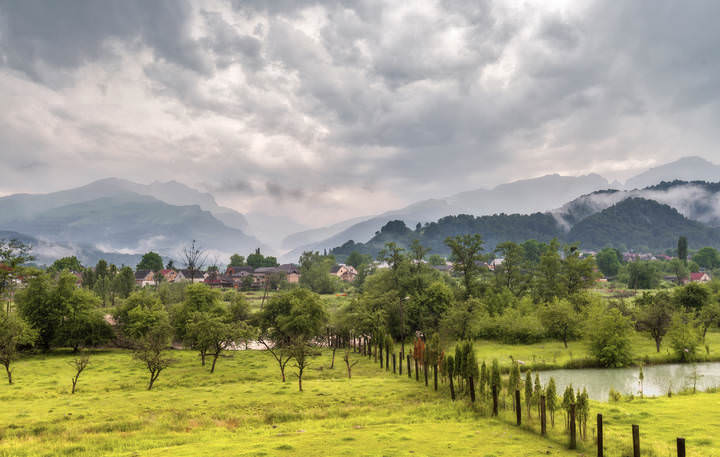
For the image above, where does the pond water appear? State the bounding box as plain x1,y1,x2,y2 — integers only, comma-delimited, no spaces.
537,362,720,401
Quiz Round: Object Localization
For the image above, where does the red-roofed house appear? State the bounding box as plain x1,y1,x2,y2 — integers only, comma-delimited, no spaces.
689,272,711,283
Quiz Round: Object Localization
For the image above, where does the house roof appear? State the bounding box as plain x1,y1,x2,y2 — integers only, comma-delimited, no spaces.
690,272,710,281
254,266,279,274
135,269,151,280
227,266,254,275
277,264,300,274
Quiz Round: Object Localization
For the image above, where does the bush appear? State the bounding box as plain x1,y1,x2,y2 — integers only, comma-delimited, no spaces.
586,307,633,368
667,312,702,362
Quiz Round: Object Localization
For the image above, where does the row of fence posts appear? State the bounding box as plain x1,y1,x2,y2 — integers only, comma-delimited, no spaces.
350,332,693,457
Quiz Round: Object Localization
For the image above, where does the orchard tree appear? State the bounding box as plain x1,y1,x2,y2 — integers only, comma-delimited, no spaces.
229,254,246,267
48,256,83,273
186,311,245,373
674,283,710,312
635,291,675,352
667,312,701,362
258,288,328,389
182,240,207,282
54,287,113,352
127,305,174,390
494,242,527,295
540,299,582,348
0,313,37,384
69,352,90,394
699,301,720,341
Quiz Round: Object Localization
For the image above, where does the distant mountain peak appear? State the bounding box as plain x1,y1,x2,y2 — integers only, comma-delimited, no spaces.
625,156,720,190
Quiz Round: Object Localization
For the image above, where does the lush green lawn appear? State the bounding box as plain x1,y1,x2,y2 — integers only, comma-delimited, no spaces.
467,331,720,371
0,349,584,457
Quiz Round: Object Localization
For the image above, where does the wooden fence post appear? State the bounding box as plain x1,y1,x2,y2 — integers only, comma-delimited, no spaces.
515,390,522,425
632,425,640,457
492,384,498,416
569,403,577,449
398,352,403,375
469,376,475,403
540,395,547,436
597,414,603,457
434,364,438,391
677,438,685,457
392,353,396,374
407,355,412,378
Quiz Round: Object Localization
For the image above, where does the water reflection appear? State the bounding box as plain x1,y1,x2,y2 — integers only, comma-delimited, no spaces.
537,362,720,401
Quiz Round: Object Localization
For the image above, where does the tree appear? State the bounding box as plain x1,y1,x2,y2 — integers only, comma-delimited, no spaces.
298,251,337,294
596,248,621,277
129,306,173,390
114,266,136,299
186,311,243,373
172,283,223,342
182,240,207,282
258,288,328,386
561,245,596,296
246,249,266,269
69,352,90,394
536,239,563,302
54,287,113,352
546,377,558,427
540,299,582,348
586,307,633,368
445,234,485,298
0,313,37,384
16,272,73,351
0,239,34,313
626,261,661,289
678,236,688,265
667,312,701,362
229,254,246,267
48,256,83,273
495,242,527,295
669,258,689,284
345,251,368,269
635,291,675,352
343,348,359,379
674,283,710,312
428,254,446,266
137,252,164,272
699,301,720,341
693,247,720,270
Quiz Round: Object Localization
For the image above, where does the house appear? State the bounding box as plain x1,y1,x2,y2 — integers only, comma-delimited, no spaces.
179,269,207,283
159,269,178,283
331,264,358,282
488,258,504,271
204,272,234,288
431,264,453,273
277,264,301,283
689,272,712,283
135,270,154,287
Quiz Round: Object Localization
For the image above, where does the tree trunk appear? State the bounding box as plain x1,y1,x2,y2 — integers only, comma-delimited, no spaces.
4,364,12,385
655,337,661,353
330,347,336,369
449,375,455,400
211,353,219,373
201,352,206,366
563,338,568,349
298,369,303,392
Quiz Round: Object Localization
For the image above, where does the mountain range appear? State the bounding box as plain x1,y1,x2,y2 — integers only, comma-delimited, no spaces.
2,156,720,266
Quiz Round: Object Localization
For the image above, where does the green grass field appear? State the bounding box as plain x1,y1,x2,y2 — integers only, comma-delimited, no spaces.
2,347,719,456
468,331,720,371
0,349,581,457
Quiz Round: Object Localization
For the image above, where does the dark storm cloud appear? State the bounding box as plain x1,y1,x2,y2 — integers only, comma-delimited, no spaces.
2,0,720,224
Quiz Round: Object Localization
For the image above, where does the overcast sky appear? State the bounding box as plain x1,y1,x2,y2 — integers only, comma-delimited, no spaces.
1,0,720,227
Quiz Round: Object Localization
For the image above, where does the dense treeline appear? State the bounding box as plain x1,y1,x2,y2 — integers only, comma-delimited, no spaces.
332,198,720,260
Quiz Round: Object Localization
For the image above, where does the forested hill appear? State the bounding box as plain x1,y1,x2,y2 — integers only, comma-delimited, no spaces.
331,213,563,259
331,198,720,259
566,198,720,250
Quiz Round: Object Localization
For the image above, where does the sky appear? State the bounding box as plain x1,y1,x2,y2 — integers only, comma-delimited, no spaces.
2,0,720,228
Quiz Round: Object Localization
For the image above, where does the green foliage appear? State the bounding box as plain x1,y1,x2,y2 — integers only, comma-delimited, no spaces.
586,307,633,368
679,236,688,264
246,250,278,268
625,261,661,289
16,271,107,351
595,248,621,277
48,256,83,273
229,254,245,267
0,312,37,383
298,251,339,294
635,291,676,352
673,283,710,312
259,288,328,345
428,254,446,266
445,234,485,298
0,239,34,309
172,283,224,341
540,298,582,348
693,247,720,269
667,312,702,362
546,377,558,424
490,359,501,390
137,251,164,272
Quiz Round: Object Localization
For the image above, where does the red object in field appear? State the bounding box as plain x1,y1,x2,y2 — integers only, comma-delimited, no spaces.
335,293,347,296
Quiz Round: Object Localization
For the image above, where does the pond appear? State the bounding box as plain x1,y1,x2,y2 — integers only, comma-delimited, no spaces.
537,362,720,401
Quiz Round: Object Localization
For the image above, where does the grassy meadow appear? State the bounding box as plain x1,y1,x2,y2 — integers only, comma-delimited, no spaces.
0,348,580,457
